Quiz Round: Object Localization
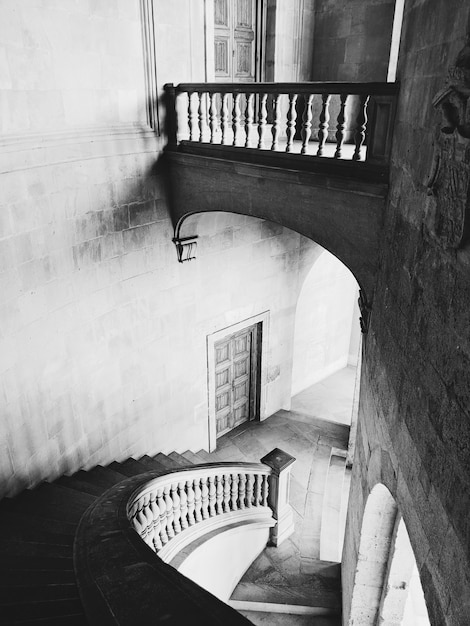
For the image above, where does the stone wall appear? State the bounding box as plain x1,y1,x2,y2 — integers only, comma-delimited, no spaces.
311,0,395,81
0,0,330,497
342,1,470,624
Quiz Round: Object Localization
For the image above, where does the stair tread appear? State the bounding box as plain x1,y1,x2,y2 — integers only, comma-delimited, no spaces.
153,453,181,469
0,569,76,586
0,511,77,536
194,449,214,463
137,455,168,472
168,452,191,466
3,597,84,621
0,538,72,559
107,458,147,477
75,465,127,488
56,475,107,497
181,450,208,464
0,556,73,572
231,580,342,609
8,615,87,626
0,583,79,605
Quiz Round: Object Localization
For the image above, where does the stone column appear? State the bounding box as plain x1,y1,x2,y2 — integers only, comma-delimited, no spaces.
261,448,296,546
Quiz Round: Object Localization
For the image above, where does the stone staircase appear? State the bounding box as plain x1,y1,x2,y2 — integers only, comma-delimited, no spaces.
0,450,212,625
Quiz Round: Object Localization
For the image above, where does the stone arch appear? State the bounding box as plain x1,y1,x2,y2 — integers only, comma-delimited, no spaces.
349,483,399,625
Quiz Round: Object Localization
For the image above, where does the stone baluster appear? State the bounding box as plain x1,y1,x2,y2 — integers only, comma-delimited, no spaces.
178,480,188,530
149,494,163,551
301,94,314,155
223,473,231,512
258,93,268,149
156,488,169,544
201,477,210,519
334,93,348,158
221,93,229,145
193,478,203,522
238,473,246,509
254,473,263,505
209,92,218,144
164,485,175,539
261,448,296,546
271,93,281,151
186,479,196,526
134,506,147,539
197,91,205,142
232,93,241,146
317,93,331,156
208,475,217,517
286,93,298,153
245,473,254,508
244,93,254,148
231,473,239,510
142,494,155,545
262,474,269,507
216,474,224,514
353,94,370,161
171,482,181,535
188,91,195,141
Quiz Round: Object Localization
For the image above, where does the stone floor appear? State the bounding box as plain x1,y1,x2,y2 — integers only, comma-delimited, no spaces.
207,366,357,625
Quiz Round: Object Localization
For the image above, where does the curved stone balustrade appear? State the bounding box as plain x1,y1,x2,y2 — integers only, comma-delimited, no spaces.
127,463,274,563
74,449,295,625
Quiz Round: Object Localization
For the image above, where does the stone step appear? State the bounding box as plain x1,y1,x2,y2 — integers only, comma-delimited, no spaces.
319,449,347,563
2,597,85,622
79,465,129,488
231,578,341,610
0,568,76,587
11,614,87,626
0,512,76,542
137,455,169,472
56,474,107,498
0,583,79,605
107,458,149,477
194,449,214,463
0,539,72,559
236,606,341,625
168,451,190,467
153,453,181,470
181,450,208,464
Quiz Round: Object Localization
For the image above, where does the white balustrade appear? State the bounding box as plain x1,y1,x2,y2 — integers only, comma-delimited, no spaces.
127,450,296,563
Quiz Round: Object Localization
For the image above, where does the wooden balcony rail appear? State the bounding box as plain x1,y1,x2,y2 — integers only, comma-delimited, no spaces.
127,448,295,562
164,82,398,167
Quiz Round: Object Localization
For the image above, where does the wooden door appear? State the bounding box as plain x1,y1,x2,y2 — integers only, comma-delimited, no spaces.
214,0,257,82
214,324,260,437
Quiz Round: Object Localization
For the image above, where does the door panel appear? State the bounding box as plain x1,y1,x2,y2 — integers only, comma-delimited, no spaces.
214,324,259,437
214,0,256,82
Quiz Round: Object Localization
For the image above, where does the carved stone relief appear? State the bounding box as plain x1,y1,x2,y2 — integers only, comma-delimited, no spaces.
427,28,470,248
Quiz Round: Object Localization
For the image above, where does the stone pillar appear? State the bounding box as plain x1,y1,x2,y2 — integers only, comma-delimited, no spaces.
260,448,296,546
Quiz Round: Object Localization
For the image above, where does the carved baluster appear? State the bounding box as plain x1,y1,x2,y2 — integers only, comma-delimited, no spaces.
353,94,370,161
149,494,163,551
197,91,205,142
317,93,331,156
157,488,168,544
231,473,239,510
262,474,269,506
334,93,348,158
178,480,188,530
232,93,241,146
142,494,155,545
254,474,262,506
301,94,314,154
245,473,254,508
216,474,224,514
193,478,203,522
257,93,268,149
164,485,175,539
209,92,218,144
286,93,298,153
238,473,247,509
134,503,147,539
208,475,216,517
221,93,229,145
171,482,181,535
223,473,231,512
244,93,254,148
188,91,195,141
201,477,210,520
271,93,281,151
186,479,196,526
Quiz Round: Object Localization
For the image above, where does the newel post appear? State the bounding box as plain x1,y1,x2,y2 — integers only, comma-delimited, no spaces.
164,83,178,149
261,448,296,546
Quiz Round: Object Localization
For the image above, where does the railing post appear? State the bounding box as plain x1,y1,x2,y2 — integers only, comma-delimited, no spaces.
163,83,178,149
261,448,296,546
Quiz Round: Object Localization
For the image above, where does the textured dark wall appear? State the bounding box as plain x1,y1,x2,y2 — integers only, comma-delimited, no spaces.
343,1,470,624
312,0,395,81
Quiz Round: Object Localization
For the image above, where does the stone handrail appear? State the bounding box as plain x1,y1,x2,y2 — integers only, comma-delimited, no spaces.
127,449,296,563
164,81,398,167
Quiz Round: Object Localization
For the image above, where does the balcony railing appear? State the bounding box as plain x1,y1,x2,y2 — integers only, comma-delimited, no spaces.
164,81,398,170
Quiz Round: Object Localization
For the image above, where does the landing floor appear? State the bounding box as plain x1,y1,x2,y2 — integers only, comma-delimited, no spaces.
207,366,357,625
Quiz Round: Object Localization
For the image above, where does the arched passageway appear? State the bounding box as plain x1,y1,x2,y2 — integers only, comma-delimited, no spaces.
348,484,430,626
